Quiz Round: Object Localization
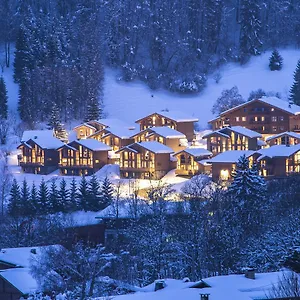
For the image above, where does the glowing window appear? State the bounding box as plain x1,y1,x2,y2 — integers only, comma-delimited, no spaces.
220,169,229,180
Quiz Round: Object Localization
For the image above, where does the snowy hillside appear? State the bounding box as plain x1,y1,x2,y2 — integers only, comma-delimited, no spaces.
103,49,300,129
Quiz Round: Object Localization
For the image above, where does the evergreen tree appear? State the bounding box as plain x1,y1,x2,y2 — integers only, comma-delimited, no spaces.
99,176,114,209
269,49,283,71
48,180,60,213
70,177,78,211
78,176,89,212
87,175,101,211
48,103,68,143
0,76,8,119
30,182,38,216
248,88,266,101
37,178,49,214
289,60,300,106
58,178,70,213
84,98,101,122
20,179,32,216
8,179,21,217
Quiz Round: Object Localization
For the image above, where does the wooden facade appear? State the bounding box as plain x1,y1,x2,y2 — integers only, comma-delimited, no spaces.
209,98,300,135
0,276,23,300
116,142,175,179
18,139,62,175
266,132,300,147
135,112,198,141
73,123,97,139
58,140,110,176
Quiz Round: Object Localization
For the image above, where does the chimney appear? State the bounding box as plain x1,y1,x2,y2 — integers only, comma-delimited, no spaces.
244,267,255,280
200,293,210,300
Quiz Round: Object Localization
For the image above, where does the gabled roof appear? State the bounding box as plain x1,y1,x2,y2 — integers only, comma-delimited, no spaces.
92,118,135,129
57,144,77,151
203,126,261,139
175,147,212,158
256,144,300,160
135,110,199,123
207,150,254,164
27,136,64,150
115,145,139,154
148,127,186,139
102,127,139,139
136,141,174,154
73,139,111,151
73,122,97,130
21,130,54,142
265,131,300,142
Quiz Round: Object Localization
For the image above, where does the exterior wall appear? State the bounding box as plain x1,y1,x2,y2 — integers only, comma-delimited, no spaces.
74,124,96,139
210,100,293,134
289,115,300,131
138,114,177,131
267,135,300,147
0,277,23,300
165,138,186,153
176,122,195,141
211,162,236,181
101,134,134,151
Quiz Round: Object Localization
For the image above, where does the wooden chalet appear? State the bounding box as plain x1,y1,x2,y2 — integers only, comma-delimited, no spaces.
135,110,198,141
116,141,175,179
265,131,300,147
207,150,254,181
131,126,187,152
17,136,63,175
256,144,300,177
203,126,262,156
209,97,300,136
174,148,212,176
58,139,111,176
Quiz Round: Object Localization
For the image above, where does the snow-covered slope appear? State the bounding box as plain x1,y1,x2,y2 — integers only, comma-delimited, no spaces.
103,49,300,129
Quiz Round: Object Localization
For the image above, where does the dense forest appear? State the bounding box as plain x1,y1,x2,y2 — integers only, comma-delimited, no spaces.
0,0,300,124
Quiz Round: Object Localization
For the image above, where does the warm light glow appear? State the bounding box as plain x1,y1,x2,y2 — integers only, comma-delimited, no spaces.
220,169,229,180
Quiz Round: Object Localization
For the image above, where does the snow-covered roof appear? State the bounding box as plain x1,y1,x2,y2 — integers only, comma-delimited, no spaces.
74,139,111,151
175,147,212,157
21,130,54,142
73,122,97,130
0,268,38,295
147,127,186,139
136,110,199,123
103,127,138,139
265,131,300,142
257,139,267,146
203,126,261,139
136,141,174,154
219,96,300,117
28,136,64,150
94,118,135,129
256,144,300,160
208,150,254,164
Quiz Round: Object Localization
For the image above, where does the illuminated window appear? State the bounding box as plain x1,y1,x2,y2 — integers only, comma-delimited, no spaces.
261,116,265,121
95,159,99,163
272,116,278,122
272,126,277,132
242,117,246,122
254,116,258,122
271,108,275,111
220,169,229,181
235,117,240,122
279,116,284,121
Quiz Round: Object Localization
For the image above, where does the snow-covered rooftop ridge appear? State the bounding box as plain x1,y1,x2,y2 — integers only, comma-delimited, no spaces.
137,141,174,154
73,122,97,130
94,118,136,129
208,150,254,163
203,126,261,139
29,136,64,150
265,131,300,142
136,110,199,123
219,96,300,117
21,130,54,143
147,127,186,139
0,268,38,295
103,126,139,139
74,139,111,151
175,147,212,157
257,144,300,160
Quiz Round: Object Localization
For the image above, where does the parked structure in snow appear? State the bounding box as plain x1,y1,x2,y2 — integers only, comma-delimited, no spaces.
209,97,300,136
57,139,111,176
135,110,198,141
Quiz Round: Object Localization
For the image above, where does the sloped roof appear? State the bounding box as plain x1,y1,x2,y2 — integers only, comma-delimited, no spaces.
266,131,300,142
148,127,186,139
256,144,300,160
136,141,174,154
175,147,212,157
73,122,97,130
28,136,64,150
103,127,139,139
203,126,261,139
21,130,54,142
207,150,254,163
136,110,198,123
94,118,135,129
74,139,111,151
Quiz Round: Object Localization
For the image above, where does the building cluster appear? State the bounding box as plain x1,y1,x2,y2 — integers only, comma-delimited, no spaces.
17,97,300,181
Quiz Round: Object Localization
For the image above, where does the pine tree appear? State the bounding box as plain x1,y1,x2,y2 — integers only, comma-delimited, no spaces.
84,97,101,122
48,103,68,143
37,178,49,214
70,177,78,211
0,76,8,119
30,182,38,216
58,178,70,213
20,179,32,216
87,175,101,211
48,180,60,213
99,176,114,209
8,179,21,217
269,49,283,71
78,176,89,212
289,60,300,106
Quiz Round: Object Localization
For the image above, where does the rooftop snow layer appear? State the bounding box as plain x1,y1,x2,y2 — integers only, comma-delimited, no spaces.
21,130,54,142
266,131,300,142
203,126,261,139
104,127,139,139
136,110,199,123
95,118,136,129
148,127,186,139
137,141,174,153
176,147,212,157
29,136,64,150
0,268,38,294
257,144,300,160
75,139,111,151
208,150,254,163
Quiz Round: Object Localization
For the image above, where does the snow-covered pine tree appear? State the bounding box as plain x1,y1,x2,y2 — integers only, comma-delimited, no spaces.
269,49,283,71
37,178,49,215
239,0,262,63
78,176,89,212
48,180,60,213
84,97,101,122
20,179,32,217
0,76,8,120
69,177,78,211
58,178,70,213
48,103,68,143
248,89,266,101
30,182,38,216
8,179,21,217
99,176,114,209
289,60,300,106
87,175,101,211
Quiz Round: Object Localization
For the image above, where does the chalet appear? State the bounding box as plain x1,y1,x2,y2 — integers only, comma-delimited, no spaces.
174,148,212,176
89,127,138,151
21,130,54,142
116,141,175,179
57,139,111,176
202,126,262,155
207,150,254,181
209,97,300,135
265,131,300,146
18,136,63,174
256,144,300,177
131,126,187,152
74,118,135,139
135,110,198,141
